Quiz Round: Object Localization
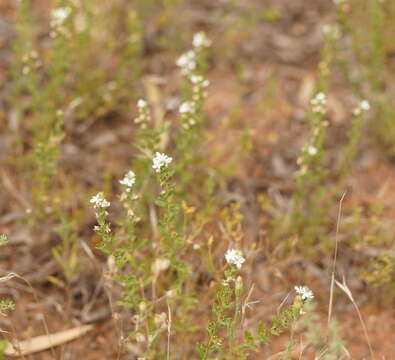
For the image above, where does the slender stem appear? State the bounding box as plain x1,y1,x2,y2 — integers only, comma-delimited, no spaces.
328,191,346,326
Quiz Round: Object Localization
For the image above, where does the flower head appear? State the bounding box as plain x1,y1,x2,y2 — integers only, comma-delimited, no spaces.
190,74,210,87
179,101,194,114
353,99,370,116
137,99,147,109
152,152,173,173
193,31,212,48
176,50,197,75
51,7,71,26
310,92,327,114
135,98,150,126
294,285,314,301
90,192,110,209
120,170,136,188
225,249,245,269
360,100,370,111
307,145,318,156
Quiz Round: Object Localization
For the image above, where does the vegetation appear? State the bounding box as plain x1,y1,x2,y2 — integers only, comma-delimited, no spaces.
0,0,394,358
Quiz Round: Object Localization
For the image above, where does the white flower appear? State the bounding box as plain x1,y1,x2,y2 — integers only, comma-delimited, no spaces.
353,99,370,116
190,75,203,84
190,75,210,87
312,92,326,104
152,152,173,173
135,99,150,126
294,285,314,301
179,101,193,113
137,99,147,108
225,249,245,269
51,7,71,26
307,145,318,156
310,92,327,114
176,50,197,75
193,32,211,48
360,100,370,111
90,192,110,208
120,170,136,188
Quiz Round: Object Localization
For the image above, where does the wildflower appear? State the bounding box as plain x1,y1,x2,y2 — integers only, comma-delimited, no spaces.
360,100,370,111
90,192,110,208
176,50,197,75
51,7,71,26
307,145,318,156
94,224,111,233
225,249,245,269
135,98,150,126
179,101,194,114
310,92,327,114
120,170,136,188
137,99,147,109
152,152,172,173
294,285,314,301
353,100,370,116
193,31,211,48
190,75,202,84
190,74,210,87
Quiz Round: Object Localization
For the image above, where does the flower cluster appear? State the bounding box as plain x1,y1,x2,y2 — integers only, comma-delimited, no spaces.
179,101,194,114
90,192,110,209
353,100,370,116
310,92,327,114
179,77,210,130
225,249,245,269
120,170,136,190
294,285,314,301
152,152,173,173
190,74,209,102
176,50,197,76
134,98,151,128
50,7,72,38
296,142,320,173
51,7,71,27
192,31,212,48
179,101,196,129
176,31,211,76
307,145,318,156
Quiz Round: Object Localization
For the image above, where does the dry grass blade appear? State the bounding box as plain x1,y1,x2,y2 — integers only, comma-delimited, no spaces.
5,324,94,356
335,278,375,360
266,344,307,360
328,192,346,326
